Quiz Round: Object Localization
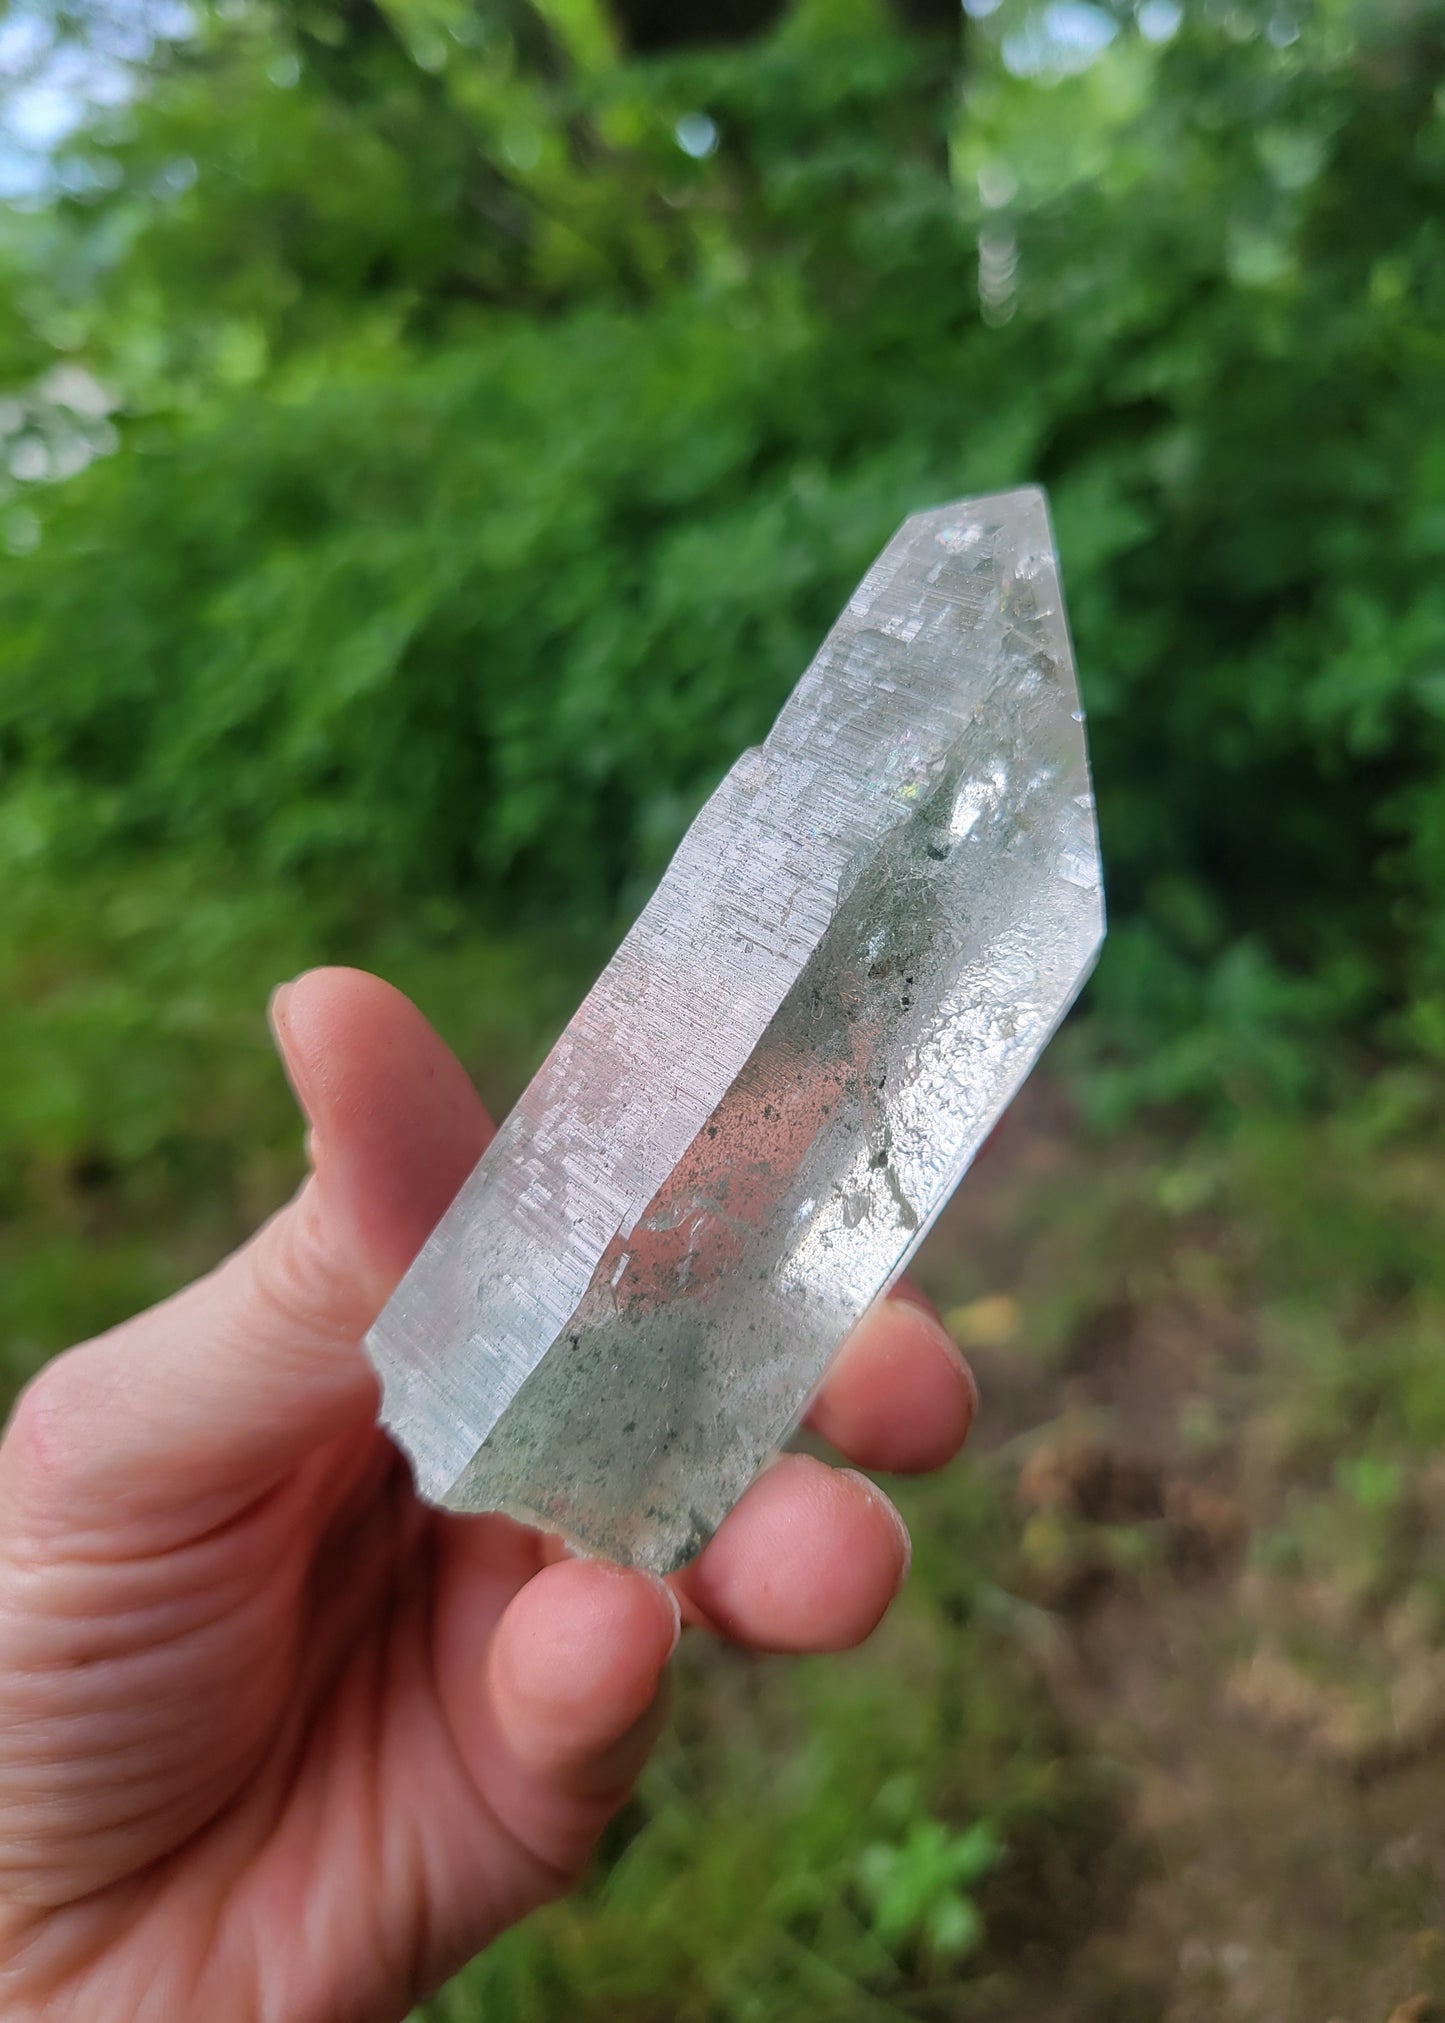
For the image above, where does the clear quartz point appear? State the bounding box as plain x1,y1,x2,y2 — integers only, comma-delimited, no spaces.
366,487,1105,1571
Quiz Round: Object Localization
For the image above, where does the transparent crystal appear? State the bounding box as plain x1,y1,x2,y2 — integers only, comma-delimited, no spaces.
366,488,1104,1571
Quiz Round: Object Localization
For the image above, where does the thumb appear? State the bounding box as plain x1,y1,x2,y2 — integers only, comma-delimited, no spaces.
1,968,492,1523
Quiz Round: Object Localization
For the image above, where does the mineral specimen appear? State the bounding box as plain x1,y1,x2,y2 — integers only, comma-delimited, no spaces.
366,487,1104,1571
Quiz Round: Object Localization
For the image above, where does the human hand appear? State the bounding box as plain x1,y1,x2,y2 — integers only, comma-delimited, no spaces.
0,968,976,2022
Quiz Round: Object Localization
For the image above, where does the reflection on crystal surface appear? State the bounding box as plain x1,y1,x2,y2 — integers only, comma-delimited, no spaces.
366,488,1104,1570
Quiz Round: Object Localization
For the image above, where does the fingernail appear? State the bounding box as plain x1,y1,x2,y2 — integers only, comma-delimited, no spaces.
890,1279,977,1401
267,977,318,1128
956,1348,981,1423
649,1575,684,1659
891,1510,913,1595
842,1468,913,1596
267,978,296,1041
889,1277,944,1324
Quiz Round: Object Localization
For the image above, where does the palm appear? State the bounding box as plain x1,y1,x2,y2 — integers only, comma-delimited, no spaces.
0,971,973,2022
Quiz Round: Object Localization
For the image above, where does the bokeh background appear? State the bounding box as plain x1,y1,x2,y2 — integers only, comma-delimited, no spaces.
4,0,1445,2014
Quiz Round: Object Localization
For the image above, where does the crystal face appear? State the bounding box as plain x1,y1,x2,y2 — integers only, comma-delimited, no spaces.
366,488,1105,1572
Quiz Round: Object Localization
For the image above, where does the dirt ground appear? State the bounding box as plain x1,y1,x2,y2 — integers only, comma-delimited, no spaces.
908,1081,1445,2023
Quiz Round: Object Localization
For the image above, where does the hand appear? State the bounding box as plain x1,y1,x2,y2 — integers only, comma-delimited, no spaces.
0,968,976,2022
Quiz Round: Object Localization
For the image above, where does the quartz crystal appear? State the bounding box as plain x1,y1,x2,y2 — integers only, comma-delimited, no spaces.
366,487,1104,1571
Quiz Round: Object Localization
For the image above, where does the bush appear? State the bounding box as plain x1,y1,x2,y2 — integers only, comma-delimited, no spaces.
2,0,1444,1126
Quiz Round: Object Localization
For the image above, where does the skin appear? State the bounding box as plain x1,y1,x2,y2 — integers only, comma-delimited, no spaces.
0,968,976,2022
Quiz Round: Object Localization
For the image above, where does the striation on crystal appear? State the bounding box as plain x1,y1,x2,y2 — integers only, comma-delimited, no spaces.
365,487,1105,1571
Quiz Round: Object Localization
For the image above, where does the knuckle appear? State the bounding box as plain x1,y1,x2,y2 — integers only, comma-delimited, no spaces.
245,1186,360,1348
0,1349,110,1518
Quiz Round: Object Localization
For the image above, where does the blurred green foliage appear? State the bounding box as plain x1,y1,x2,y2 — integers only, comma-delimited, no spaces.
3,0,1444,1162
